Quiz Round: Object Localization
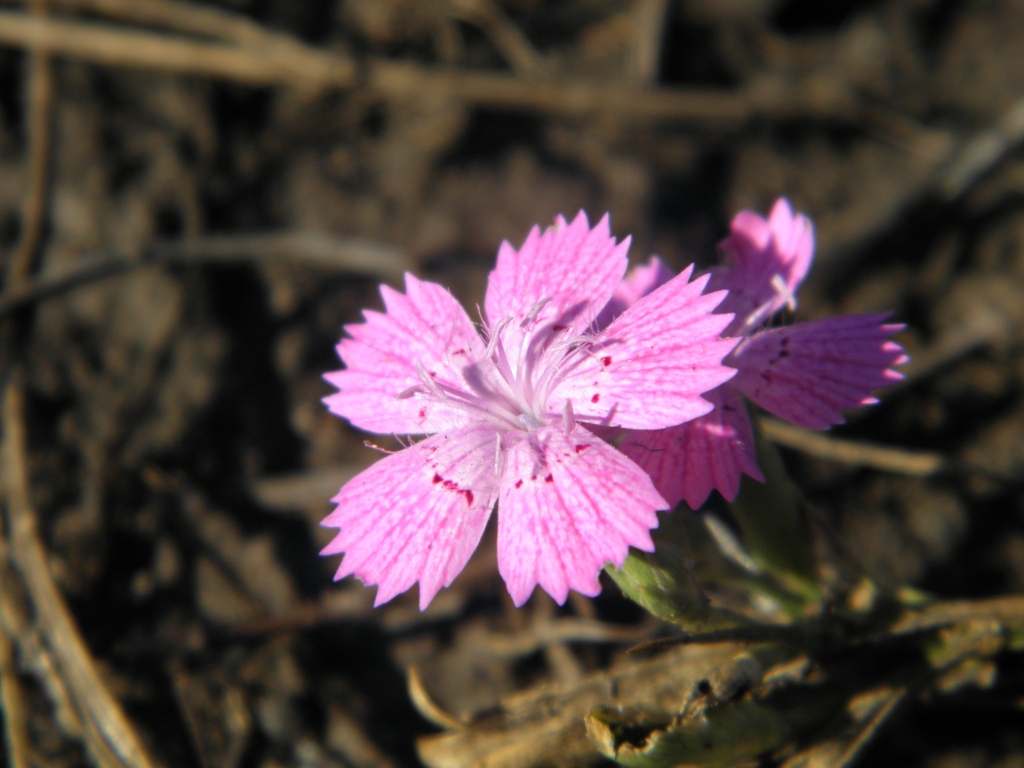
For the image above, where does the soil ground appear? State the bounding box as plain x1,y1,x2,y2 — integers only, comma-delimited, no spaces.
1,1,1023,766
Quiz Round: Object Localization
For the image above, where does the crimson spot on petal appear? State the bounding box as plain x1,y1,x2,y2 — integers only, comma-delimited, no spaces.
432,473,443,484
601,356,612,366
515,479,523,489
575,444,589,454
591,393,600,403
544,474,554,483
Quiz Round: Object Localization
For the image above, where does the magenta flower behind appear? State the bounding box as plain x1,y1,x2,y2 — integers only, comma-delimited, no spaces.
321,212,739,609
616,199,908,509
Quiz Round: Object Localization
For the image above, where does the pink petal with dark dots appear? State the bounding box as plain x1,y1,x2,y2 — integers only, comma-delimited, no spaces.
553,266,738,430
619,386,762,509
321,426,499,609
497,426,665,606
731,314,907,430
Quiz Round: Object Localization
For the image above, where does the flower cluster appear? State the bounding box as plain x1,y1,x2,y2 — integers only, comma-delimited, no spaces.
617,199,907,509
321,201,905,609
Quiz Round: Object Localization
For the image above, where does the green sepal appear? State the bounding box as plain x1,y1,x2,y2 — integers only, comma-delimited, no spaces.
729,424,819,603
606,543,742,631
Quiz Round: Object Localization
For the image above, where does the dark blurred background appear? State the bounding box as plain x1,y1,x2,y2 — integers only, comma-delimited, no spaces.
1,0,1023,766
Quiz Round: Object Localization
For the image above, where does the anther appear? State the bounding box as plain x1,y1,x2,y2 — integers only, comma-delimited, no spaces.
486,316,514,358
519,296,552,328
770,274,797,312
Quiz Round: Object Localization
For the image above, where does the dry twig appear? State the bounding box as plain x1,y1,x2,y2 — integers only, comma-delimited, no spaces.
0,628,30,768
448,0,541,76
0,230,411,319
0,9,757,122
5,0,54,286
0,10,356,88
759,417,945,477
2,376,157,768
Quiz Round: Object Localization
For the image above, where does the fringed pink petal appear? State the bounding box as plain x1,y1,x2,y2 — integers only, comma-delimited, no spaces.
323,273,486,435
768,198,814,292
496,426,665,606
321,426,499,609
483,211,629,335
595,256,676,329
552,266,738,430
619,386,762,509
711,198,815,331
731,314,908,430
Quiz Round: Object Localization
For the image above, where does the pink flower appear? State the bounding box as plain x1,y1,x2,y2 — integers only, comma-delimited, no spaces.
616,199,908,509
321,212,739,608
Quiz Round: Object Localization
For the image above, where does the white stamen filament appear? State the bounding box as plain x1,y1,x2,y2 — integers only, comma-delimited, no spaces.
770,274,797,311
519,296,552,328
399,297,595,434
740,273,796,335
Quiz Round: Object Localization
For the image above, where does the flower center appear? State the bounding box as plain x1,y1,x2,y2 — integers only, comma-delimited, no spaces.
397,299,590,433
737,273,797,337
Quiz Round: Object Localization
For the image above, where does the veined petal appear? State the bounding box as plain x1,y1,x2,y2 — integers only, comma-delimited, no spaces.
768,198,814,292
731,314,907,430
595,256,676,329
619,386,762,510
321,426,499,609
484,211,629,335
497,426,666,606
712,198,815,329
552,266,739,430
323,273,487,435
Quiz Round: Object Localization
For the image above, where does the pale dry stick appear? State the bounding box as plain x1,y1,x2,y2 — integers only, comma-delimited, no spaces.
820,95,1024,274
408,666,465,730
758,417,945,477
469,617,656,659
888,595,1024,637
0,10,356,88
47,0,353,86
0,11,755,122
367,58,752,122
0,543,90,761
0,10,53,757
939,96,1024,201
448,0,542,76
0,629,30,768
780,686,908,768
631,0,668,84
53,0,306,46
0,230,412,319
1,377,157,768
5,0,54,285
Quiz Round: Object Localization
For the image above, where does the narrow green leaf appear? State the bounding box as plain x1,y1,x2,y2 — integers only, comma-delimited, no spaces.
729,425,819,603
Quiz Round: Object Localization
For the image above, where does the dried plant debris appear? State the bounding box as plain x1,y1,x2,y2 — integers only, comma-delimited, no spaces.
0,1,1023,767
